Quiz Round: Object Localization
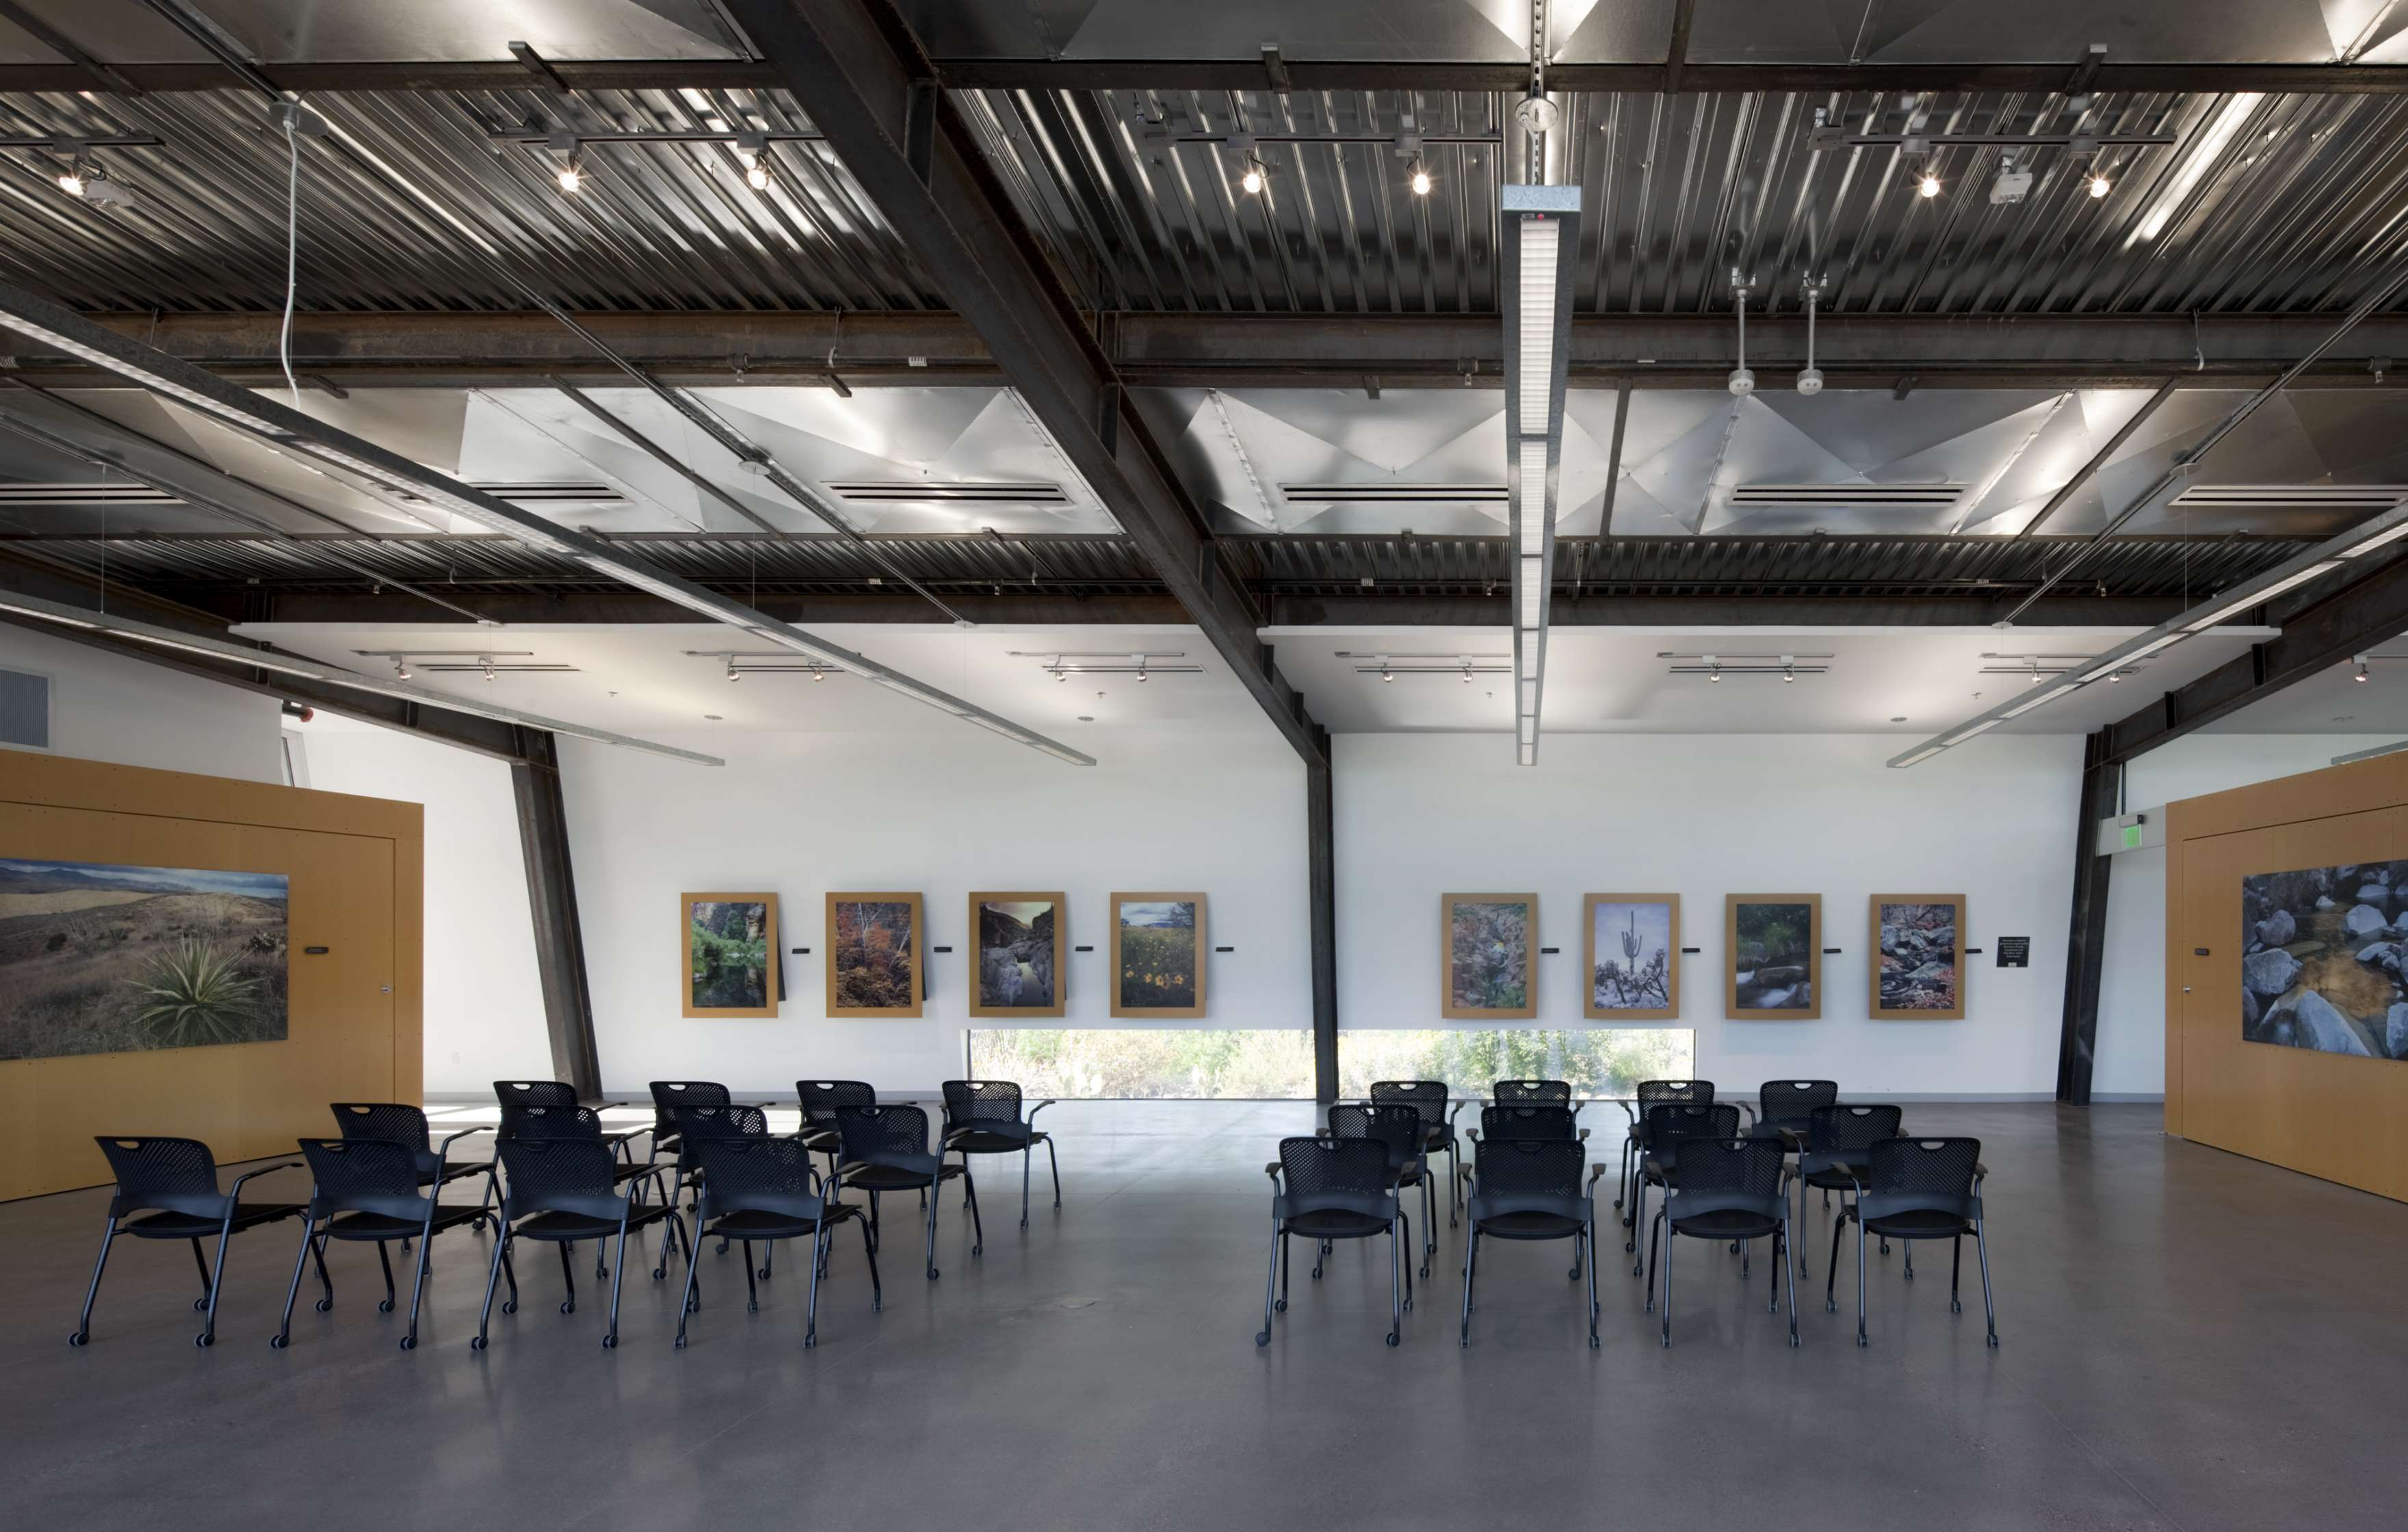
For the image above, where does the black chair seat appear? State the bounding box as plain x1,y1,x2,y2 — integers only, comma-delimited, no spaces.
512,1204,680,1243
842,1163,963,1192
703,1205,859,1240
322,1204,487,1241
1283,1207,1391,1241
1476,1209,1586,1240
1670,1207,1781,1240
126,1202,301,1238
950,1129,1045,1154
1860,1208,1974,1239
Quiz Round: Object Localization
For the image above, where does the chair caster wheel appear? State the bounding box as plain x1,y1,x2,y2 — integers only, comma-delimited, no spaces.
378,1299,395,1314
1951,1299,1963,1314
972,1245,982,1257
1384,1332,1399,1347
1590,1334,1601,1349
192,1298,207,1312
560,1302,575,1315
1310,1268,1323,1281
1403,1299,1413,1312
472,1218,488,1234
1020,1219,1029,1229
270,1334,288,1349
1660,1336,1669,1349
747,1302,759,1313
314,1299,332,1314
1824,1302,1836,1312
399,1335,416,1351
757,1267,770,1280
501,1301,518,1315
804,1332,817,1349
1274,1299,1287,1312
470,1336,487,1350
1856,1335,1868,1348
652,1269,667,1282
675,1336,687,1349
1987,1335,2000,1349
194,1333,213,1348
601,1334,617,1349
1255,1331,1270,1347
927,1267,939,1280
1789,1335,1801,1348
68,1332,87,1347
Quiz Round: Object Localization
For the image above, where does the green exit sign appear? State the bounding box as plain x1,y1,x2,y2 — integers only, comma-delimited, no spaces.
2121,823,2145,850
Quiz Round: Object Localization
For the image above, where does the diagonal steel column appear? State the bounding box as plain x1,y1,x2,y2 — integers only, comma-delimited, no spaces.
726,0,1325,767
512,728,603,1098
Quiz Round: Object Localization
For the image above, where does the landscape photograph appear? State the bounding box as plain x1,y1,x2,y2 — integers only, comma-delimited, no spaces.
0,855,289,1061
828,893,922,1016
2241,860,2408,1059
1444,893,1537,1019
683,893,777,1017
1586,895,1677,1020
1729,895,1820,1018
971,893,1063,1017
1112,894,1205,1016
1874,896,1965,1020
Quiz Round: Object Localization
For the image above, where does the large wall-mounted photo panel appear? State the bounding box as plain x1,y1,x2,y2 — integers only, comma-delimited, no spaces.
2241,861,2408,1059
1871,894,1967,1021
1443,893,1538,1020
1727,895,1821,1020
0,856,289,1059
683,892,779,1018
826,893,924,1018
969,891,1066,1019
1583,893,1679,1020
1111,893,1207,1018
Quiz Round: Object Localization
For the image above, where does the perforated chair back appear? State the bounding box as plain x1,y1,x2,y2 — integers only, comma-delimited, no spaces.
296,1138,431,1223
942,1080,1032,1144
1664,1137,1788,1226
692,1136,826,1224
668,1104,768,1178
836,1105,939,1178
495,1137,627,1222
1805,1103,1905,1159
92,1136,228,1220
1273,1136,1396,1224
1328,1104,1424,1172
1368,1080,1449,1132
329,1103,433,1153
1493,1079,1572,1106
1860,1136,1982,1226
1636,1079,1714,1111
498,1102,607,1142
1468,1137,1589,1222
1480,1104,1578,1141
649,1081,731,1143
1759,1079,1838,1125
797,1080,877,1136
1645,1102,1740,1161
495,1081,578,1110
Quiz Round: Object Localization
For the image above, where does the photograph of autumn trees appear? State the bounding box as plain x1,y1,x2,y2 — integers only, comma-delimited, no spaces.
1731,899,1814,1012
0,856,288,1061
1447,896,1534,1017
2242,860,2408,1059
832,898,918,1012
1590,899,1673,1015
687,897,772,1013
1115,899,1199,1014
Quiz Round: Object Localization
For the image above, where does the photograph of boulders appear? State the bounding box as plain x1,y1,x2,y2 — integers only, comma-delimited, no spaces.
2241,860,2408,1059
1878,901,1959,1012
1733,900,1815,1011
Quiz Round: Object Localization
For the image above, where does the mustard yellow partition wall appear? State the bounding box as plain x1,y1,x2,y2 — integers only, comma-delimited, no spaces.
0,752,423,1200
2165,750,2408,1202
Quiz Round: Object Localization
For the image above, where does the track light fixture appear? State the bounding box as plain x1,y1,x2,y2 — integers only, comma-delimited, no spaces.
1240,153,1266,194
746,161,770,191
557,160,584,194
392,657,411,681
1707,657,1723,683
55,165,85,198
480,657,498,683
1409,159,1432,196
726,657,742,682
2088,170,2112,198
1917,168,1941,198
811,665,826,682
1782,660,1796,683
2357,654,2372,683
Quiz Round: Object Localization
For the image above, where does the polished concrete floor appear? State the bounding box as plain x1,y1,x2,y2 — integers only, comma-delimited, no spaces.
2,1101,2402,1531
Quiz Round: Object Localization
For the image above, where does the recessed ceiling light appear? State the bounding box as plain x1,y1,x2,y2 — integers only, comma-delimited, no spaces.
1077,714,1093,722
1890,715,1907,722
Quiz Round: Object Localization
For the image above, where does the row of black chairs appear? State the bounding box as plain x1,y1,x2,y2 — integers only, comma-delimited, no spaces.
70,1077,1060,1351
1258,1078,1997,1352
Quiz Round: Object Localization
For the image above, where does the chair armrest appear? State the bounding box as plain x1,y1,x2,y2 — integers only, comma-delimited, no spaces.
1578,1126,1591,1142
1612,1098,1636,1125
438,1126,488,1151
1263,1162,1282,1184
1466,1129,1482,1146
1974,1163,1989,1184
1738,1102,1758,1128
1588,1163,1608,1184
1026,1100,1057,1126
1446,1101,1467,1128
229,1161,302,1193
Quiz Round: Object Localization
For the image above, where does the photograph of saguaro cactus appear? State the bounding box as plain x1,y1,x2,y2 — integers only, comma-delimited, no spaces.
1584,895,1680,1020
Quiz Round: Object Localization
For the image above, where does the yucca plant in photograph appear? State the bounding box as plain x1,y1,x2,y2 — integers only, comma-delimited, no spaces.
127,938,262,1047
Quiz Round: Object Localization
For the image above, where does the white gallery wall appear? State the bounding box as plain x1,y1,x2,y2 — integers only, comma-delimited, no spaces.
2091,731,2398,1098
560,724,1311,1094
1336,732,2086,1097
0,624,283,782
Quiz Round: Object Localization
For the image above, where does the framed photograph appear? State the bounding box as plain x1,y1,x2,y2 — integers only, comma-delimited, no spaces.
1110,893,1206,1018
1584,894,1679,1020
1871,894,1967,1020
1443,893,1538,1020
2241,861,2406,1058
682,893,778,1019
968,891,1066,1018
1726,895,1820,1020
826,893,924,1018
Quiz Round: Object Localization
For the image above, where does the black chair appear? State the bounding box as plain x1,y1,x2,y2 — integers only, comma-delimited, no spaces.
495,1079,579,1109
329,1103,493,1235
834,1105,974,1280
648,1081,735,1161
1494,1079,1575,1109
274,1137,487,1350
473,1137,691,1350
1326,1103,1430,1285
1796,1103,1905,1275
667,1102,776,1272
496,1104,676,1278
676,1136,874,1349
797,1079,876,1185
1646,1137,1797,1347
1627,1102,1740,1273
940,1080,1060,1229
1458,1137,1601,1349
1474,1104,1584,1144
71,1137,306,1348
1826,1135,1996,1349
1255,1137,1408,1348
1753,1079,1839,1142
1368,1081,1460,1225
1616,1079,1714,1232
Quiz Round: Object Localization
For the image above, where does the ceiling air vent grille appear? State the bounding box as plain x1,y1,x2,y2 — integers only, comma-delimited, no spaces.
471,482,627,505
824,481,1071,505
0,483,180,505
2169,485,2408,511
1730,484,1964,507
1278,484,1506,503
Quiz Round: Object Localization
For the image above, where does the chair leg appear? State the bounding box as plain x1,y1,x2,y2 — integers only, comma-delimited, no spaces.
376,1240,396,1314
1256,1212,1281,1347
1584,1222,1601,1348
195,1213,236,1347
1279,1232,1290,1312
272,1216,315,1348
867,1189,880,1254
1616,1138,1630,1213
1782,1213,1800,1347
1904,1241,1914,1281
803,1226,826,1347
1458,1227,1478,1347
1975,1216,1999,1347
1742,1235,1751,1280
1628,1175,1647,1268
1951,1234,1964,1313
69,1217,118,1346
471,1230,509,1349
759,1241,772,1282
1045,1136,1062,1210
400,1217,436,1348
1660,1223,1674,1347
189,1237,212,1309
558,1239,577,1314
743,1242,759,1312
859,1215,883,1311
1645,1208,1664,1312
1398,1208,1413,1311
1855,1213,1870,1347
601,1219,636,1349
962,1163,984,1256
1021,1146,1032,1228
311,1233,332,1310
924,1177,942,1280
1385,1223,1402,1347
674,1221,703,1348
1824,1211,1846,1311
1421,1176,1435,1279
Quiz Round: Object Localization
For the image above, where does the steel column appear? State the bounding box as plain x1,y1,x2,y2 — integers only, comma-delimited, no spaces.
511,729,602,1098
2056,729,2118,1105
1307,729,1338,1104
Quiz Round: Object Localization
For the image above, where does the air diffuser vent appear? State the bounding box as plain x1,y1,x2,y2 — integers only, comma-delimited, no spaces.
471,482,627,505
2169,485,2408,512
0,484,179,505
1730,484,1964,507
824,481,1071,505
1278,484,1507,503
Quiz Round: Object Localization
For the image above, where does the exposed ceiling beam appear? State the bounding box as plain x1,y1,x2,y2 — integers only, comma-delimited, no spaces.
5,59,2408,96
29,310,2408,391
727,0,1325,766
2099,554,2408,764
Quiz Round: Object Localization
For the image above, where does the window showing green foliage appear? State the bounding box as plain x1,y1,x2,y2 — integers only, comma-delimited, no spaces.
967,1027,1694,1100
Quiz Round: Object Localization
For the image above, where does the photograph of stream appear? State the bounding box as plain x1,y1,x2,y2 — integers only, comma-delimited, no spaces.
972,894,1062,1016
2241,860,2408,1059
1729,896,1820,1018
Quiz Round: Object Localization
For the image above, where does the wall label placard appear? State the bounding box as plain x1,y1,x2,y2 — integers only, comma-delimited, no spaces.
1995,936,2031,968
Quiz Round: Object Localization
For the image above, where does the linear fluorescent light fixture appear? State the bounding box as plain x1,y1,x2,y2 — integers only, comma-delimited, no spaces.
2128,92,2262,247
1502,183,1580,768
0,589,722,766
0,276,1092,769
1889,496,2408,767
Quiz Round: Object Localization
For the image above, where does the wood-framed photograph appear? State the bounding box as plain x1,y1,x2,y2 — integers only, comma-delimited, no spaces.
826,893,924,1018
682,892,779,1019
968,891,1066,1018
1871,894,1967,1020
1443,893,1538,1020
1584,893,1679,1020
1726,895,1821,1020
1110,893,1206,1018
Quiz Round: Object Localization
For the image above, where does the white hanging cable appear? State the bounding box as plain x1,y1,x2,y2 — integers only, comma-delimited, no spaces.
278,100,303,408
